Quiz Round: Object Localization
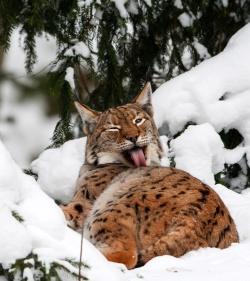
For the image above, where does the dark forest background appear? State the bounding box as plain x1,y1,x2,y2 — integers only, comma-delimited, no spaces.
1,0,249,146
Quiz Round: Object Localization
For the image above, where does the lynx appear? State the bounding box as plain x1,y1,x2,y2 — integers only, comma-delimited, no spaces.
62,83,238,269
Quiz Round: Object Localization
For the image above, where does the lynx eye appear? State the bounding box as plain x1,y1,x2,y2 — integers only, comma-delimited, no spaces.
134,118,145,125
105,126,120,132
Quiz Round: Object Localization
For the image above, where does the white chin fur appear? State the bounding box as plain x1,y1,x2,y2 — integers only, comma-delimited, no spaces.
97,152,125,165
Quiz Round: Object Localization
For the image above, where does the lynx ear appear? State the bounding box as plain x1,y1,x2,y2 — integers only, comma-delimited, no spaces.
74,101,100,135
132,82,153,116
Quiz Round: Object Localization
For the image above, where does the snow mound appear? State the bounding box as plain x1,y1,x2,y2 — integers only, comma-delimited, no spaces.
171,123,224,185
153,23,250,192
0,139,124,280
32,138,86,203
153,23,250,136
0,139,66,262
0,205,32,265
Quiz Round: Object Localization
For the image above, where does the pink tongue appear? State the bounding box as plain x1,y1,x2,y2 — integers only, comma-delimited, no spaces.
130,148,146,167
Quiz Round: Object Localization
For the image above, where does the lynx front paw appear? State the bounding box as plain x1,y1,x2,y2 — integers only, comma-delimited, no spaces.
61,202,85,232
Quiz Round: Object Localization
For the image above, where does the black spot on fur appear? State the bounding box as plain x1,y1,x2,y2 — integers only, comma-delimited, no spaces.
213,220,218,226
95,181,107,186
198,188,210,204
159,203,167,208
197,197,207,203
216,225,231,247
188,208,198,215
95,228,106,236
213,206,220,217
155,194,162,199
178,191,186,195
190,202,202,210
74,204,83,213
85,190,90,200
178,178,187,183
199,188,210,196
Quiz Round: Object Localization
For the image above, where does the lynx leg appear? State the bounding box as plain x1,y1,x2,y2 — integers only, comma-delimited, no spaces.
98,229,138,269
139,217,208,265
101,240,138,269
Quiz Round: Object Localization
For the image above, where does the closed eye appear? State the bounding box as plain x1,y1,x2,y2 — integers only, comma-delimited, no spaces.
106,127,120,132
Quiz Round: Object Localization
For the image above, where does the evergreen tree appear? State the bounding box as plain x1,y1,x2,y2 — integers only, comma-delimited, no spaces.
1,0,249,112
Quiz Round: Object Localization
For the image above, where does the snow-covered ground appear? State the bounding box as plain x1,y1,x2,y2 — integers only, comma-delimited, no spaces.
1,23,250,281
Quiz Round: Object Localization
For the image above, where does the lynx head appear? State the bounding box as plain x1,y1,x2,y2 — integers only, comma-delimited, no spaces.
75,83,163,167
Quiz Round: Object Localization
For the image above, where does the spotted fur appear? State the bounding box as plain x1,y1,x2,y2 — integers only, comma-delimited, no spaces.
62,83,239,269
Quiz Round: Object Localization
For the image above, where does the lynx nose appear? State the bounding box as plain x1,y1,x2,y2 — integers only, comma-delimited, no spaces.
127,136,138,144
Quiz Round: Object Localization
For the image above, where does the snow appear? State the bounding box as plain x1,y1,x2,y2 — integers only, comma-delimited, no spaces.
64,42,90,58
32,138,86,204
174,0,183,9
178,13,194,27
1,22,250,281
0,138,124,280
171,123,224,185
65,67,75,90
153,24,250,134
2,28,57,75
0,86,58,168
221,0,229,7
0,140,66,264
144,0,152,6
0,28,58,168
193,38,210,60
153,23,250,179
112,0,128,18
0,205,32,265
